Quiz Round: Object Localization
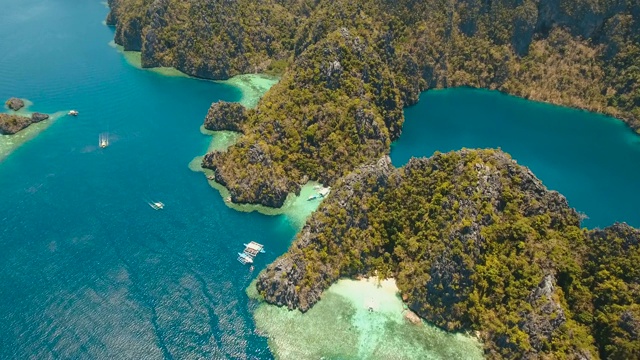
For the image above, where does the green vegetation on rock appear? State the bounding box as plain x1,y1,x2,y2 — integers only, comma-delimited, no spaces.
203,101,247,133
108,0,640,207
105,2,640,357
256,149,640,359
0,112,49,135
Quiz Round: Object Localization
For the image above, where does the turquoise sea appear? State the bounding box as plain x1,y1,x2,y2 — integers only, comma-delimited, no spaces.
1,1,639,359
0,1,293,358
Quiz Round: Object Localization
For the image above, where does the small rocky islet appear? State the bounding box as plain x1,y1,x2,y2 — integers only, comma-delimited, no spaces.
106,0,640,359
0,97,50,135
5,97,25,111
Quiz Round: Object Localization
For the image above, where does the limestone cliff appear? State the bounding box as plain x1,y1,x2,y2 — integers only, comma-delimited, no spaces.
0,112,48,135
202,101,247,133
108,0,640,208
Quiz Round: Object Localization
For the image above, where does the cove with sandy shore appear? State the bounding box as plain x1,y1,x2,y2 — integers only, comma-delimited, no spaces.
250,277,484,360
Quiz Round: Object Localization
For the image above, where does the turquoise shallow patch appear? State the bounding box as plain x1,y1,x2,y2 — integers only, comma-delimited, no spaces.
253,278,484,360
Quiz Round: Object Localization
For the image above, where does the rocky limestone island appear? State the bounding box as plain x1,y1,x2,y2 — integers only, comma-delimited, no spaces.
201,146,297,208
0,112,50,135
0,114,32,135
203,101,247,133
5,98,25,111
256,149,640,359
30,112,49,122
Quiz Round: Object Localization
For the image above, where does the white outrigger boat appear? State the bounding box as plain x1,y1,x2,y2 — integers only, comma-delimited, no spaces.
237,241,265,265
237,252,254,264
149,201,164,210
307,186,331,201
243,241,266,255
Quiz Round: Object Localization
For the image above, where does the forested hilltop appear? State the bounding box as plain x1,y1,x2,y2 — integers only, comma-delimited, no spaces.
107,0,640,207
257,149,640,359
105,2,640,358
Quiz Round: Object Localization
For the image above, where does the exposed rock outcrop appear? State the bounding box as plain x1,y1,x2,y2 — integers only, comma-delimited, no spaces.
31,113,49,122
403,310,422,325
0,114,35,135
0,110,51,135
519,275,569,355
202,150,294,208
5,98,24,111
203,102,247,133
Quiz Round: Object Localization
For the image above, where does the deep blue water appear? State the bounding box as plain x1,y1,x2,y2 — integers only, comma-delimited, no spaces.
391,88,640,228
0,1,296,358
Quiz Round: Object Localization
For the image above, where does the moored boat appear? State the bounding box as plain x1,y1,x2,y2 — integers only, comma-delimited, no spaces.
237,252,254,264
319,187,331,197
244,241,266,254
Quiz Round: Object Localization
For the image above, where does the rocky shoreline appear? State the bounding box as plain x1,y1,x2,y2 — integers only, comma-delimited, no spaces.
0,98,50,135
202,101,247,133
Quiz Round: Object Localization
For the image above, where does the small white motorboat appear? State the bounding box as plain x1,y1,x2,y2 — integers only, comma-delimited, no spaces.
99,133,109,148
149,201,164,210
68,110,79,116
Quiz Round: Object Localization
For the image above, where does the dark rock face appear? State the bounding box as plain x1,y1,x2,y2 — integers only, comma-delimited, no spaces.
5,98,24,111
519,275,569,354
202,151,292,208
0,111,51,135
0,114,34,135
619,309,640,341
31,113,49,122
203,102,247,132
